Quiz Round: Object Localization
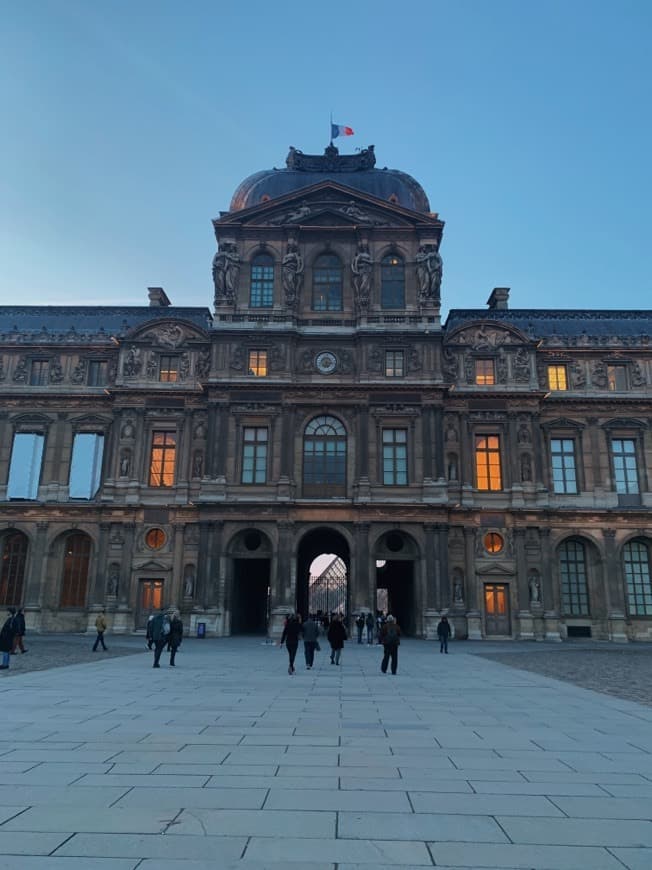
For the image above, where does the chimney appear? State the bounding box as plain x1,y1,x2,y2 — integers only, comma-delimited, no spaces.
148,287,171,307
487,287,510,310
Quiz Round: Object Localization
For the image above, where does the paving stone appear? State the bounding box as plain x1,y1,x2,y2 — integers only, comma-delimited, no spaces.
53,832,247,860
0,832,72,856
264,788,410,812
498,816,652,846
0,860,139,869
610,847,652,869
429,842,625,869
409,791,562,816
244,836,432,864
338,811,508,842
168,808,336,837
114,786,268,809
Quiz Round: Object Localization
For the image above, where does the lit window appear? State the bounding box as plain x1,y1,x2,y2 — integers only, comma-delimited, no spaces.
30,360,49,386
551,438,577,494
607,365,628,391
60,533,91,607
250,254,274,307
385,350,404,377
0,532,28,606
475,435,502,491
475,359,495,385
611,439,639,494
381,254,405,308
145,528,166,549
484,532,504,553
149,432,176,487
87,360,108,386
559,539,589,615
248,350,268,377
624,541,652,616
313,254,343,311
159,355,179,383
242,427,268,483
548,365,568,390
69,433,104,499
383,429,408,485
7,433,45,500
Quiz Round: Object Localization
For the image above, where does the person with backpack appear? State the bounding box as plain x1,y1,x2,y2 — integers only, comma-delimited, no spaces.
437,615,452,654
151,609,171,668
145,613,155,650
10,607,27,654
92,611,108,651
380,614,401,675
168,611,183,666
301,614,320,670
327,613,347,665
0,609,14,670
355,613,365,644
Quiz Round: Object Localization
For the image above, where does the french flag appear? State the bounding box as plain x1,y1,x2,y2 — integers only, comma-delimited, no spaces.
331,123,354,139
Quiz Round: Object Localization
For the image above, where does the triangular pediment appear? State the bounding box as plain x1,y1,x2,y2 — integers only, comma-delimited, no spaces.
135,559,169,572
476,561,516,576
446,320,530,349
126,318,209,347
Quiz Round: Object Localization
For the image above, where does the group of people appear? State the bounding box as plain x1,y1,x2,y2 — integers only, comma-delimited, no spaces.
146,609,184,668
355,611,378,645
0,607,27,669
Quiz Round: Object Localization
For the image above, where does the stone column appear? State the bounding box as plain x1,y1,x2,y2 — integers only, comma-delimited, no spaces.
423,523,440,640
437,524,450,608
464,526,481,639
422,408,433,481
205,405,219,478
113,522,135,634
24,521,49,630
269,521,294,638
514,528,533,640
215,404,229,480
353,522,371,614
195,522,212,608
87,522,111,631
433,407,445,481
170,523,185,609
603,528,627,642
540,528,561,641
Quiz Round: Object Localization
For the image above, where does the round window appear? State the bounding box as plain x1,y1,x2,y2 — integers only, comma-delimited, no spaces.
145,528,166,550
386,532,404,553
483,532,504,554
244,531,262,552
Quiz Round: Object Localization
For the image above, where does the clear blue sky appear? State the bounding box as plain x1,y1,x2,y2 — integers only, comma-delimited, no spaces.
1,0,651,316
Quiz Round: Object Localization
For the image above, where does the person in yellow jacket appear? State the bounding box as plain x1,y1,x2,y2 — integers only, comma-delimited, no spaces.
92,611,108,651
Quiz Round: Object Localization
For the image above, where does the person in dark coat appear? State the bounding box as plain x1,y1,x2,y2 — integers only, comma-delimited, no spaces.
150,609,171,668
365,612,375,645
380,614,401,675
0,610,15,669
355,613,365,644
302,615,320,669
280,613,302,675
437,615,451,653
327,613,347,665
10,607,27,654
145,613,155,650
168,612,183,666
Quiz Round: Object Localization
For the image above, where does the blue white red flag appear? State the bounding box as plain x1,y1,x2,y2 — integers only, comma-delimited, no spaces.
331,123,354,139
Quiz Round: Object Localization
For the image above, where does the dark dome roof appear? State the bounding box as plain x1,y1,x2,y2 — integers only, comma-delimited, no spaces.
229,145,431,214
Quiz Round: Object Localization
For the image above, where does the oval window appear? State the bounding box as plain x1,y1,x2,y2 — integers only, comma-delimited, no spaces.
145,528,166,550
483,532,504,554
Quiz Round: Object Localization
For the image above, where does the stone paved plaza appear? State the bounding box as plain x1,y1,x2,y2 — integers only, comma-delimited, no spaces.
1,637,652,869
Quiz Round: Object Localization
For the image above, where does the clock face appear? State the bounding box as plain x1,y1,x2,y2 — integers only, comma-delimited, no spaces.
315,351,337,374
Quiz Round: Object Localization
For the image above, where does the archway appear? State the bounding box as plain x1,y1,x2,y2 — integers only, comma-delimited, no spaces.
374,530,419,636
229,528,272,634
296,527,350,621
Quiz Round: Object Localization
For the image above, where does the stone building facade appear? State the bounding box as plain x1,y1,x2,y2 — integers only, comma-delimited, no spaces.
0,144,650,641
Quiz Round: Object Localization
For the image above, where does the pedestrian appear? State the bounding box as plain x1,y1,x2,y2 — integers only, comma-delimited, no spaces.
145,613,155,650
92,611,108,651
302,614,320,669
10,607,27,654
376,611,386,644
327,613,347,665
0,609,14,670
150,609,171,668
437,615,451,654
380,614,401,675
168,611,183,666
355,613,365,644
279,613,302,675
365,611,375,645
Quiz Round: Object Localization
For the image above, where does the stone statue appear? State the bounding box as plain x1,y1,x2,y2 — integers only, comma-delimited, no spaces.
513,348,530,383
415,244,443,302
183,568,195,598
49,358,64,384
442,348,458,381
496,353,508,384
570,361,586,388
179,353,190,381
272,201,312,225
145,354,158,379
107,564,119,597
517,425,531,445
453,578,464,603
529,572,541,604
12,357,27,383
212,240,240,305
123,346,142,377
71,359,86,384
192,450,203,478
195,349,211,378
520,452,532,482
119,450,131,477
121,420,135,439
351,242,373,310
282,238,304,309
447,454,458,481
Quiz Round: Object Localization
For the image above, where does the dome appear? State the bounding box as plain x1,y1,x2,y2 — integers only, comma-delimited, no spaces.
229,145,431,214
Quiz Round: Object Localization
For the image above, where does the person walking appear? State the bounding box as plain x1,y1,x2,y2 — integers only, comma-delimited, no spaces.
145,613,155,650
437,615,451,654
302,614,319,669
168,611,183,666
380,614,401,675
0,609,14,670
150,609,171,668
355,613,365,644
327,613,347,665
279,613,302,675
365,612,375,645
10,607,27,654
92,611,108,651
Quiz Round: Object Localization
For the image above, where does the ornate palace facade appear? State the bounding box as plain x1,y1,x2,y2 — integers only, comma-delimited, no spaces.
1,145,651,640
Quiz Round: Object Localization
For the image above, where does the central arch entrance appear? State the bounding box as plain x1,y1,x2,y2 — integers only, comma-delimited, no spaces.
228,528,272,635
296,527,350,620
374,530,419,636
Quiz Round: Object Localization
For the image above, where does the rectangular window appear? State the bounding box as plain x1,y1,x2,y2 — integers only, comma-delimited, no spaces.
475,435,502,491
30,360,49,386
149,431,176,487
385,350,404,377
87,360,108,386
7,433,45,499
611,438,639,494
382,428,408,485
475,359,495,385
69,433,104,499
548,365,568,391
550,438,578,494
159,355,179,383
625,543,652,616
607,365,628,391
250,260,274,307
248,349,268,377
241,427,268,483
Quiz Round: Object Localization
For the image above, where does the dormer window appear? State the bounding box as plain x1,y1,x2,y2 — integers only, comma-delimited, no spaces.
607,364,628,391
475,359,495,385
159,355,179,383
248,350,267,377
250,254,274,307
30,360,49,386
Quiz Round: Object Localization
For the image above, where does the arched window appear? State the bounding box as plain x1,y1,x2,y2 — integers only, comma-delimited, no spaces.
0,532,28,606
250,254,274,307
381,254,405,308
624,540,652,615
313,254,343,311
559,539,589,615
303,415,346,496
60,533,91,608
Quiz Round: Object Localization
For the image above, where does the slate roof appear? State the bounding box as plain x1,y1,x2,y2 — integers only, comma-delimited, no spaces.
444,309,652,341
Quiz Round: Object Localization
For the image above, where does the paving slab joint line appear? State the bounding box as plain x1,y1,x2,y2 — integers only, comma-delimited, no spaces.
109,786,134,808
544,794,570,817
605,845,634,869
49,832,76,857
240,835,251,860
163,807,186,834
491,814,514,844
260,787,272,809
424,840,437,866
0,805,31,827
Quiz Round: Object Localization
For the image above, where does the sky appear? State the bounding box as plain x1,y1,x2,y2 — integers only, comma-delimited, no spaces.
1,0,651,317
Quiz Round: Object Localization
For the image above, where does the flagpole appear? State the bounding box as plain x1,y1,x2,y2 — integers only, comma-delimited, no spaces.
329,111,333,146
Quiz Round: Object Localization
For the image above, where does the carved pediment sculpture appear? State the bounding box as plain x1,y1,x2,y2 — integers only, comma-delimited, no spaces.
442,347,458,381
448,323,522,350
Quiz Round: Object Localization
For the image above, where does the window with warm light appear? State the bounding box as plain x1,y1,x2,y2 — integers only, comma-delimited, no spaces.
145,528,166,549
475,359,495,385
149,432,176,487
159,355,179,383
385,350,404,377
483,532,504,553
381,254,405,308
248,349,268,377
475,435,502,490
547,365,568,390
607,364,628,391
60,533,91,607
313,254,343,311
